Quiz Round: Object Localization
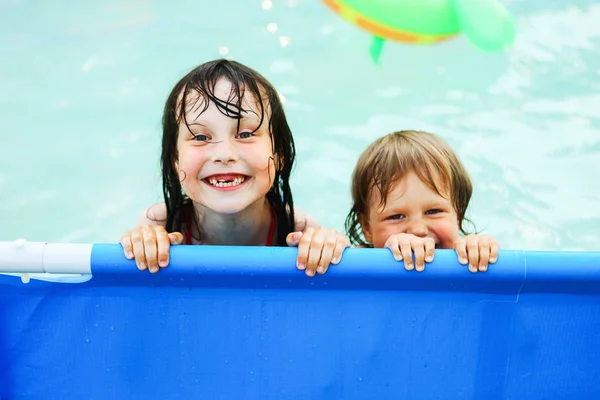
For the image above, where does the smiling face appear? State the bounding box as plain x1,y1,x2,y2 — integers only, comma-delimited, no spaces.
175,78,276,214
361,171,460,249
345,130,474,248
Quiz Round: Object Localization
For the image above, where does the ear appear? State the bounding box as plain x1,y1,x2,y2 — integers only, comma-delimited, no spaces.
276,153,284,172
174,160,186,183
359,215,373,243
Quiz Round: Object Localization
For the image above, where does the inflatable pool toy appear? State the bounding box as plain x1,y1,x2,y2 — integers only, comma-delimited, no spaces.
321,0,516,63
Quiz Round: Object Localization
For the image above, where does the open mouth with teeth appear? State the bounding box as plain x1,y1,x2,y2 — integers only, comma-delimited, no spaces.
203,174,250,189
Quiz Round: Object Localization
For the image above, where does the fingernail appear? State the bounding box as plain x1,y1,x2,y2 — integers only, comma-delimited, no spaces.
393,254,402,262
480,264,488,272
470,265,477,273
317,266,325,274
159,260,168,267
460,257,468,264
297,263,305,270
306,269,314,277
405,263,413,271
417,264,424,272
139,262,146,270
490,257,497,263
126,251,134,259
331,257,338,264
425,255,433,262
150,267,158,273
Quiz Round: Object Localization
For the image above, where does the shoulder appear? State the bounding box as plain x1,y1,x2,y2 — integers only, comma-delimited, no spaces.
137,202,167,227
293,207,321,232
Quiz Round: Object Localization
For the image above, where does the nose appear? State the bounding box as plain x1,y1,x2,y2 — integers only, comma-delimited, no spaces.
406,219,428,238
211,139,238,165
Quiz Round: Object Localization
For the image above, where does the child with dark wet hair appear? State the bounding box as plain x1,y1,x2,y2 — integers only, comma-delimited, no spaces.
121,59,350,277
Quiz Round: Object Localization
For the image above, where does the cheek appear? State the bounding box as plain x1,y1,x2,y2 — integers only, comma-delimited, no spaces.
371,224,398,249
432,219,460,247
242,144,273,171
241,143,276,184
177,148,208,187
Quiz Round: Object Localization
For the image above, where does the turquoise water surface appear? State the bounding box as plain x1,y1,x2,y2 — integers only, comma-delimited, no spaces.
1,0,599,250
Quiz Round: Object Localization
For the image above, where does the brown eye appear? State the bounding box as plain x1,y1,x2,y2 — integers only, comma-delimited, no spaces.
425,209,442,215
387,214,405,220
238,131,254,139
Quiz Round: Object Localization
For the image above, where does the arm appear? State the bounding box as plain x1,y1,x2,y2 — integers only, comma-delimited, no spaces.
293,207,321,232
137,202,168,227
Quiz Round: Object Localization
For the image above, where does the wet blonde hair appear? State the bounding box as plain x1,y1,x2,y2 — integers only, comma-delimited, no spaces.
345,130,474,247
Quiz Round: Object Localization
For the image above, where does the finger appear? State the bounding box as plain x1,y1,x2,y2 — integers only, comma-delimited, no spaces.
141,225,159,274
454,238,468,265
478,236,491,272
489,240,499,264
466,236,479,273
120,234,134,259
384,236,402,262
295,228,313,273
168,232,185,245
424,238,435,263
330,234,350,265
305,229,326,277
130,228,147,271
399,237,414,271
316,233,338,275
286,231,302,247
156,227,171,269
412,240,425,272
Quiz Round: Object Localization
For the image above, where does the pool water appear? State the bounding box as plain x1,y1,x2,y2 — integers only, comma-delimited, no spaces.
0,0,599,251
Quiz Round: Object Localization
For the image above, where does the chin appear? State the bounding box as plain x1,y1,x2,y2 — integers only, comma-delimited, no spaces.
203,201,251,215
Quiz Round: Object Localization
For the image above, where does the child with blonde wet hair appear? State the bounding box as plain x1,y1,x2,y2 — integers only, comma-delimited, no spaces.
345,130,499,273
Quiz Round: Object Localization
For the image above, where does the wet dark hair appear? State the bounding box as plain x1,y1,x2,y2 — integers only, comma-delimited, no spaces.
160,59,295,245
345,130,474,247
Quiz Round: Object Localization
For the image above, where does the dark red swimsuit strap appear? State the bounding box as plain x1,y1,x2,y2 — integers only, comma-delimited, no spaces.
265,206,276,246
